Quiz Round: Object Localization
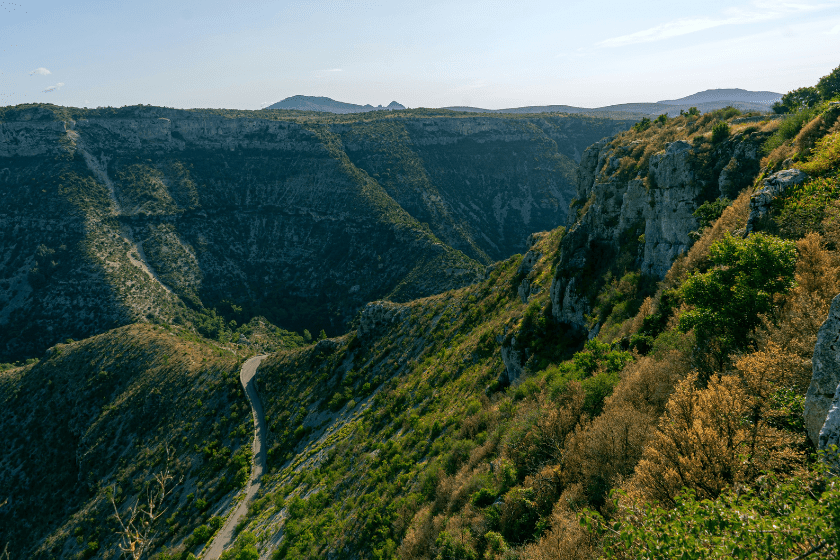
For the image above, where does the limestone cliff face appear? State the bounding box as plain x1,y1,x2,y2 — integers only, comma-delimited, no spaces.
806,293,840,448
0,105,630,361
550,131,764,332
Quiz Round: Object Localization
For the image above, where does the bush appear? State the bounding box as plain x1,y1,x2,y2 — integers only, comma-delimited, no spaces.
633,117,651,133
592,465,840,559
711,121,730,144
679,232,796,367
471,488,497,508
434,531,477,560
500,487,541,544
693,197,731,230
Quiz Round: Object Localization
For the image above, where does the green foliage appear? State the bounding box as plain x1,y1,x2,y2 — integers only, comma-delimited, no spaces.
817,63,840,101
710,122,730,144
709,106,741,120
774,65,840,114
633,117,651,133
500,487,541,545
774,86,821,114
544,340,632,415
220,531,259,560
484,531,507,553
435,531,477,560
444,439,477,475
587,466,840,560
800,130,840,177
654,114,668,125
679,233,797,364
775,173,840,238
693,197,731,230
763,107,818,154
471,488,497,508
680,107,701,117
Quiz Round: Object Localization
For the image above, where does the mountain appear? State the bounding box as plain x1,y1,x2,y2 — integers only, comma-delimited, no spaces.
444,88,782,117
0,104,633,363
657,88,782,105
266,95,406,113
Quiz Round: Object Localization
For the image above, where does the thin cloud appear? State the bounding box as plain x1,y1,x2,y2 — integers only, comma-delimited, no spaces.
325,68,343,72
43,82,64,93
828,23,840,34
597,0,840,47
30,67,51,76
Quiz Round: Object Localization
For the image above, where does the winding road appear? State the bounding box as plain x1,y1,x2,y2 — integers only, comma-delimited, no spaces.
203,355,268,559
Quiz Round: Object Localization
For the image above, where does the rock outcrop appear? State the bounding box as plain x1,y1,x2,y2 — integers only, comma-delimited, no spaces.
745,168,808,234
549,130,765,332
357,301,409,339
517,248,543,303
499,335,526,385
805,293,840,447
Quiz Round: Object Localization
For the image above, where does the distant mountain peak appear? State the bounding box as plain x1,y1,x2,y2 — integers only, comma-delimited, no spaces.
267,95,406,114
657,88,782,106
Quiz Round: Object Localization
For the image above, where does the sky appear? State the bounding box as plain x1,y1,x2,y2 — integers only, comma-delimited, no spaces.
1,0,839,110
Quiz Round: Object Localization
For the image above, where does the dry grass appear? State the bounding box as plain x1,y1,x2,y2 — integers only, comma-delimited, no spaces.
518,505,598,560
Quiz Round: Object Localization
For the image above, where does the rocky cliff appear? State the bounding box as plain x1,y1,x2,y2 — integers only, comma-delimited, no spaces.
549,120,768,333
0,105,632,362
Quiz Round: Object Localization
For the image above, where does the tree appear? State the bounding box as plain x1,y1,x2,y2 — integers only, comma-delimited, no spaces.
678,233,796,368
774,86,821,114
110,446,179,560
817,63,840,102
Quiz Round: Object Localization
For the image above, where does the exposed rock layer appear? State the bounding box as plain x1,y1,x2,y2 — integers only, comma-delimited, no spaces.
549,131,766,331
0,105,632,361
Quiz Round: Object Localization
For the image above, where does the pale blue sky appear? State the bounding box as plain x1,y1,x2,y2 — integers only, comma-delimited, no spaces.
1,0,839,110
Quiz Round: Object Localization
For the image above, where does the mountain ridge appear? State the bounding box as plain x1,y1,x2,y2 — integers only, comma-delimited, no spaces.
266,96,406,113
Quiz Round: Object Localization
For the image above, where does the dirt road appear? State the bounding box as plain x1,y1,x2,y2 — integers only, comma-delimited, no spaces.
203,354,268,559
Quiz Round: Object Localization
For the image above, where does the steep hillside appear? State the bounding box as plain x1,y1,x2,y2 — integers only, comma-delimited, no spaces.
5,69,839,560
207,98,840,560
551,107,774,336
0,324,254,560
0,105,632,362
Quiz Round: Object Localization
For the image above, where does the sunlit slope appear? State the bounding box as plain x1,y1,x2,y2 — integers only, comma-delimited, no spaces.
0,105,630,363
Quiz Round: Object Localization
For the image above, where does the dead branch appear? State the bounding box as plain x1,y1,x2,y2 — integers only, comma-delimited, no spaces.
110,445,179,560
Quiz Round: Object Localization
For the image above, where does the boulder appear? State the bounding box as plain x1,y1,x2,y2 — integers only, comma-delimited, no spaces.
819,391,840,465
746,169,808,234
805,293,840,446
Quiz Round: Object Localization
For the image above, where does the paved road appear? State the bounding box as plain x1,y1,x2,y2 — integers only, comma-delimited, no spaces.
203,355,268,559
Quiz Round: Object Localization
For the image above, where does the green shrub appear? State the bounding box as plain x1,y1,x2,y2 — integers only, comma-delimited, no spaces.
711,122,730,144
471,488,497,508
588,465,840,560
679,233,796,367
763,108,817,154
435,531,477,560
633,117,651,133
693,197,731,229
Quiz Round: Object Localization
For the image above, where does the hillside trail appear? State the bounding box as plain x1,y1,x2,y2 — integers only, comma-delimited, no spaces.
203,354,268,559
